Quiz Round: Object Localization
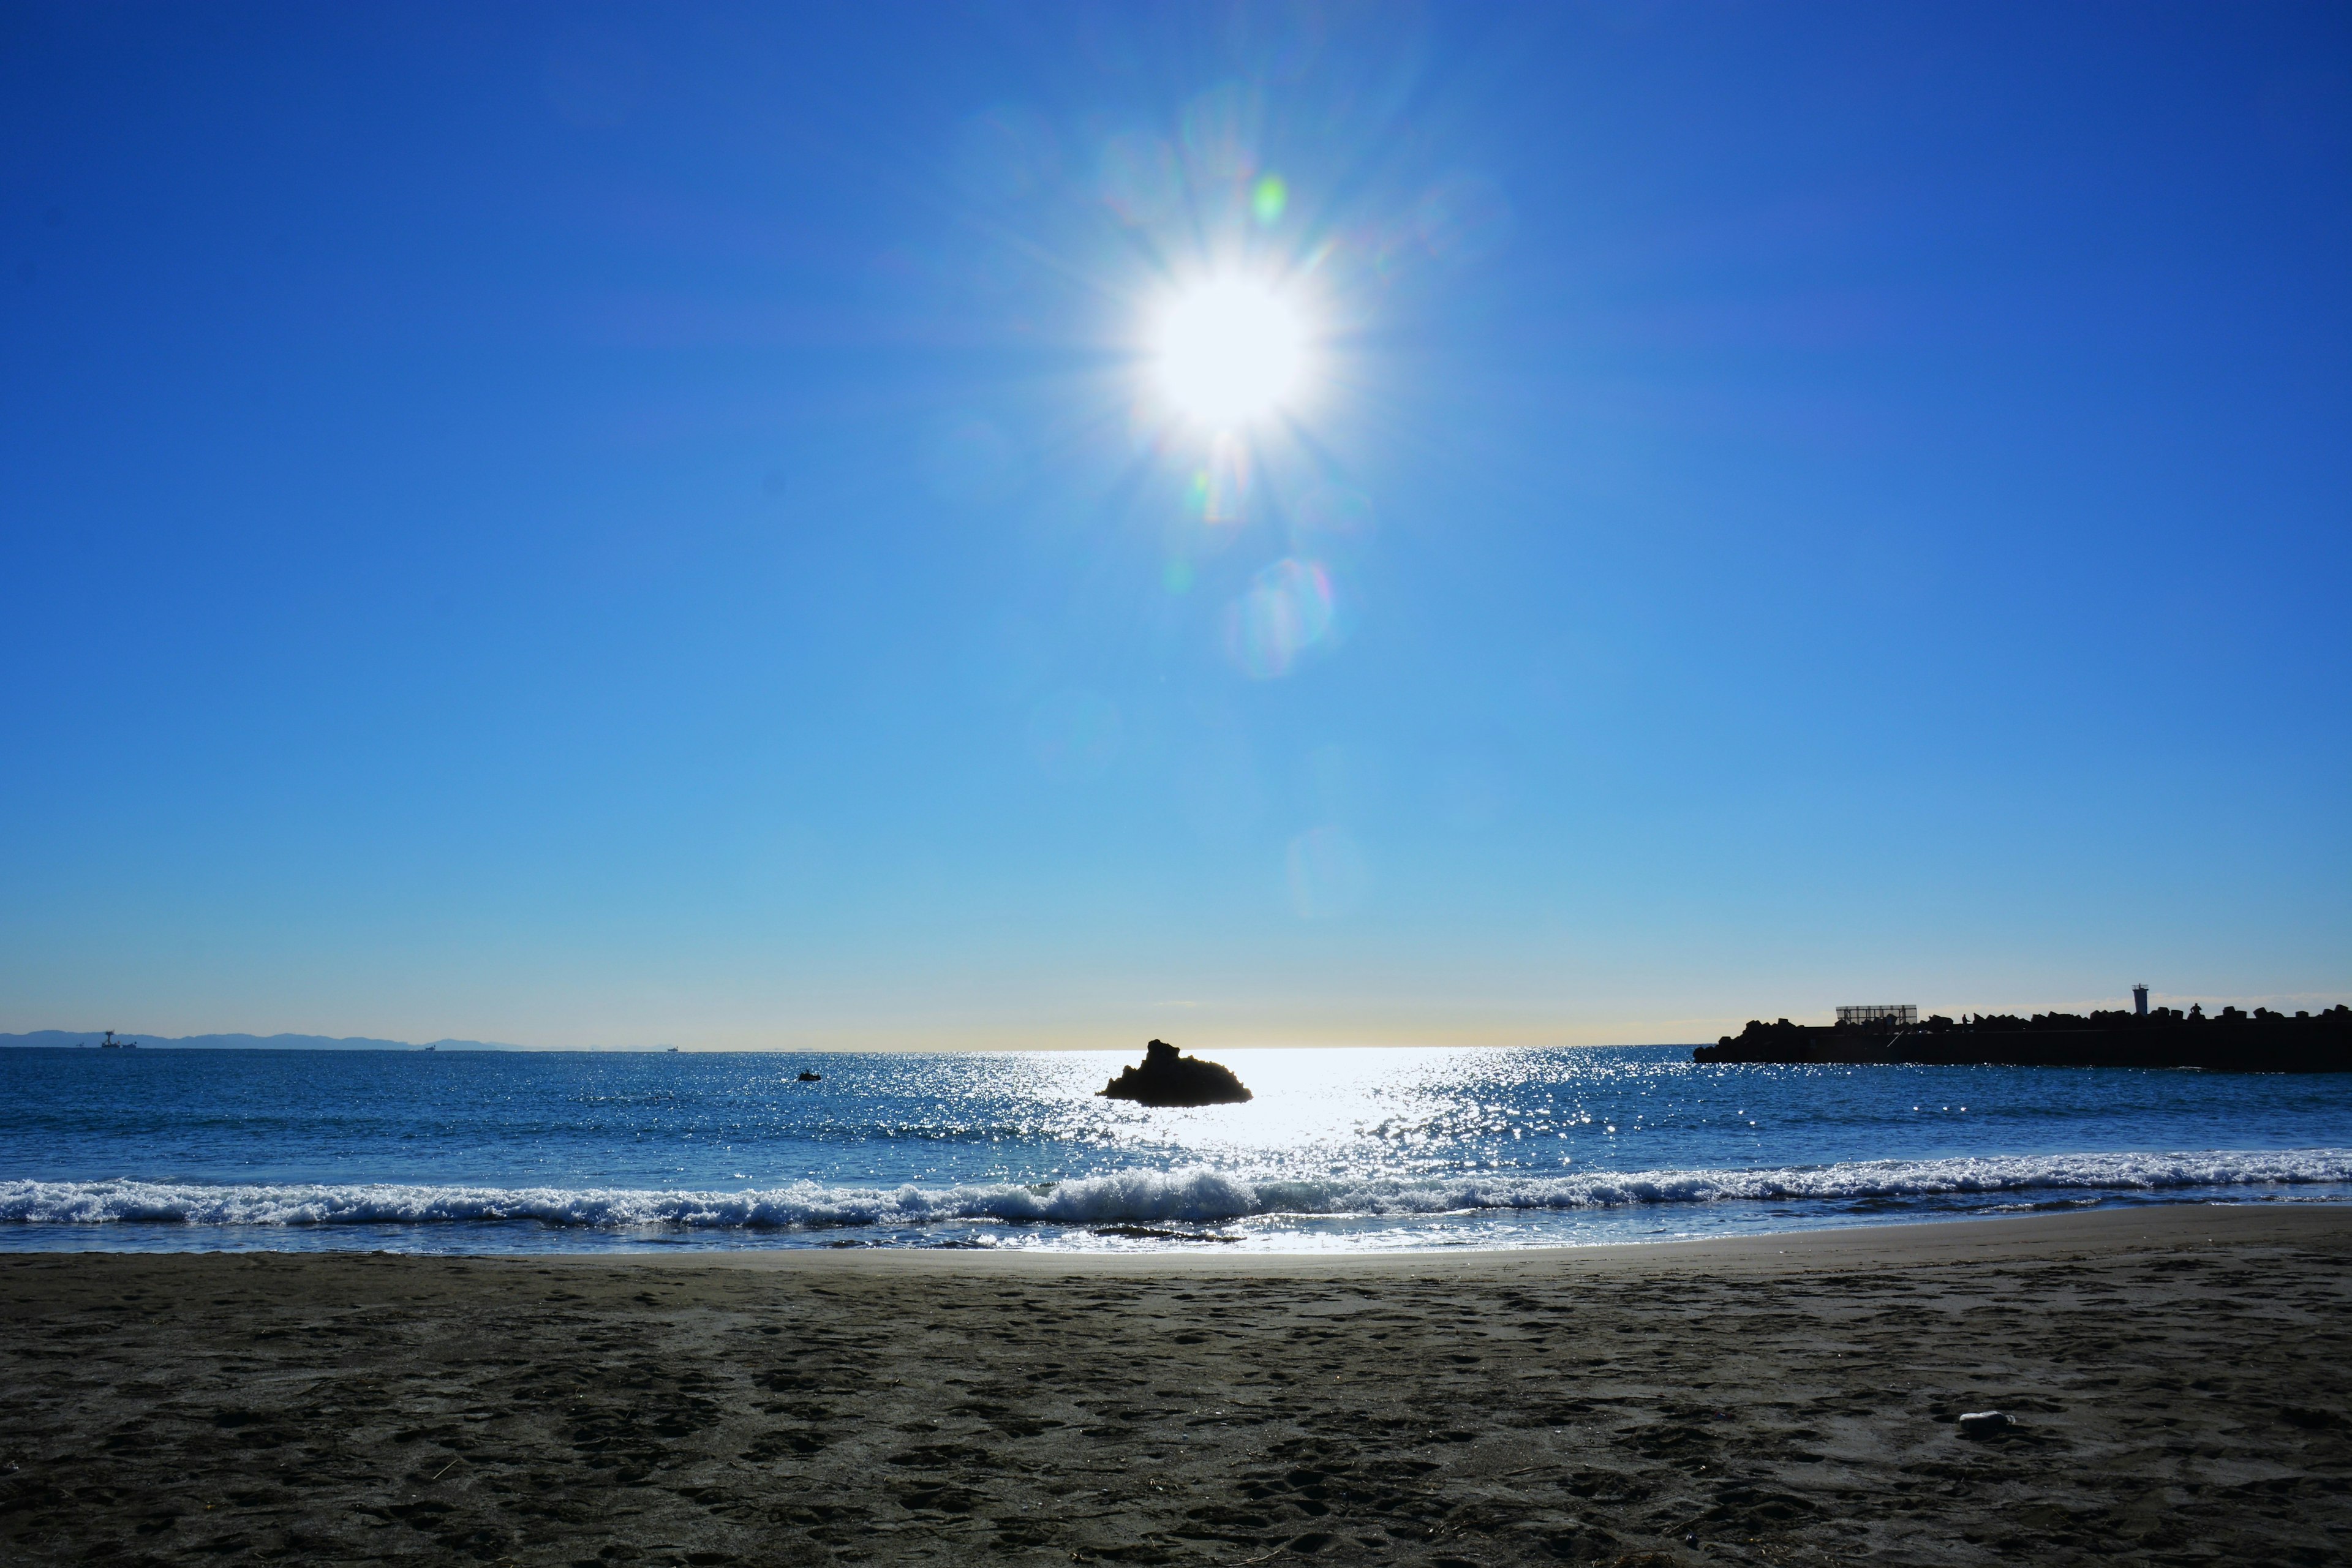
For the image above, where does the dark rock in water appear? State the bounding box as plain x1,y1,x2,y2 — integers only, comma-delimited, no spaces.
797,1069,822,1082
1098,1039,1252,1107
1957,1410,2014,1437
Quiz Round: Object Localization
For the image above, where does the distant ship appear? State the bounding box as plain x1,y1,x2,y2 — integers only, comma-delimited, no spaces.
1695,992,2351,1073
98,1030,137,1050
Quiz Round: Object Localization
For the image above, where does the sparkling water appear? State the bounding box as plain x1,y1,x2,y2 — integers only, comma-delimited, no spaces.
3,1045,2347,1253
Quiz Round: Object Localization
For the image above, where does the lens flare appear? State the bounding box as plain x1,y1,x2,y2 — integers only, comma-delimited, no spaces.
1225,557,1337,678
1252,174,1289,225
1151,276,1308,427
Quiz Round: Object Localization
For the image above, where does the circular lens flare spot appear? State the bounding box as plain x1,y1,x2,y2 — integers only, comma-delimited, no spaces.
1253,175,1289,225
1152,277,1306,427
1225,557,1336,678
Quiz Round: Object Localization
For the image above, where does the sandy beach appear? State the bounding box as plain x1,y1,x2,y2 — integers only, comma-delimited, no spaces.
3,1205,2347,1566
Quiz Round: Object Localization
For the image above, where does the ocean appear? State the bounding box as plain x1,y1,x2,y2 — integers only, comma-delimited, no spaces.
3,1044,2348,1254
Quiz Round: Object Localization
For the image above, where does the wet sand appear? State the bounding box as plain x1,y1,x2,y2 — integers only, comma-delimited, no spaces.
2,1205,2348,1566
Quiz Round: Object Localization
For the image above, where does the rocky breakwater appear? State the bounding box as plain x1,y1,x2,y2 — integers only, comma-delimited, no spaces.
1694,1003,2352,1072
1098,1039,1253,1107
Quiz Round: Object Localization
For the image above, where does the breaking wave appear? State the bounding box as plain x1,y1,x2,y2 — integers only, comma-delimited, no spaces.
5,1148,2348,1232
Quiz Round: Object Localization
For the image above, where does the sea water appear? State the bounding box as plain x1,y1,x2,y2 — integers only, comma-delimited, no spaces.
2,1045,2348,1253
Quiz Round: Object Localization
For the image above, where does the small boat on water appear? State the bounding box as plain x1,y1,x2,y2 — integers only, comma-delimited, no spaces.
99,1030,137,1050
797,1069,822,1082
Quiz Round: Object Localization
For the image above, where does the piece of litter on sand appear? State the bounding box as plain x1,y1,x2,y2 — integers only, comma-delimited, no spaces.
1958,1410,2014,1436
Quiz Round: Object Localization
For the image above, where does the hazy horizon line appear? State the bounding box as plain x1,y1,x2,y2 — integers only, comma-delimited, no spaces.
8,993,2346,1056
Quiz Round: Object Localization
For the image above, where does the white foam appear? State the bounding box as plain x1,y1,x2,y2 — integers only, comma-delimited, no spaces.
4,1148,2348,1231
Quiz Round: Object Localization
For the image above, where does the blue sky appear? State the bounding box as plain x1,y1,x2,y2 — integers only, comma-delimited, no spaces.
2,1,2346,1049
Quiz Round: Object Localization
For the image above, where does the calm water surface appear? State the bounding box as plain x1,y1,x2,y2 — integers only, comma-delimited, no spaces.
3,1046,2347,1252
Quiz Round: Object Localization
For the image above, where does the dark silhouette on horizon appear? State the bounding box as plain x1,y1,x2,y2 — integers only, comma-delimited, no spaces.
1098,1040,1253,1106
1695,1001,2352,1072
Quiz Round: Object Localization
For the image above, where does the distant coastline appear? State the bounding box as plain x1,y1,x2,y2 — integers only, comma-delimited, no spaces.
0,1031,527,1052
1695,1005,2352,1072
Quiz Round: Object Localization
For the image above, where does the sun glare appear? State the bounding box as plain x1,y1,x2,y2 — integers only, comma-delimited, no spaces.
1151,277,1309,428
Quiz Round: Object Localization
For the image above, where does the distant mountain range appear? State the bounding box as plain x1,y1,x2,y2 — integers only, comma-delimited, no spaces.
0,1031,527,1052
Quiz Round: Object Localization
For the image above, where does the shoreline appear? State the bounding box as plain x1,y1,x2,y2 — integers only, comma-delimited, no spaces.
1,1194,2344,1271
507,1200,2352,1275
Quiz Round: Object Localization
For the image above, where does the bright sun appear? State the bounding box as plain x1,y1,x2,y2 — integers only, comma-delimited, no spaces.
1151,277,1308,428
